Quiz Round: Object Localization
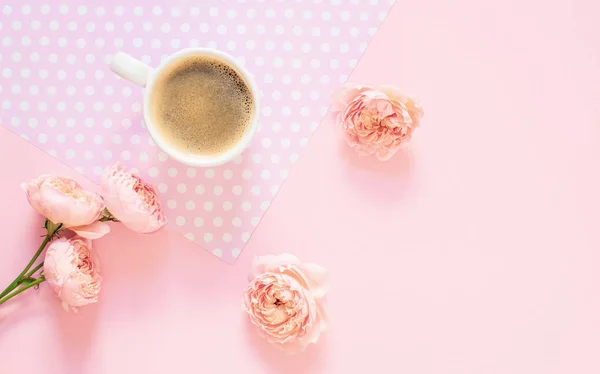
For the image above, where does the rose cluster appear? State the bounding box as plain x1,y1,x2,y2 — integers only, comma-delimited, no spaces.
0,162,166,312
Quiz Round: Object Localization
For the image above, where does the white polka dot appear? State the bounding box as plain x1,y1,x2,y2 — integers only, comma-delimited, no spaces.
168,168,178,177
205,169,215,178
251,186,261,196
121,150,131,160
213,186,223,196
204,233,213,243
223,233,233,243
212,249,222,257
185,201,195,210
252,217,261,226
134,7,143,16
194,217,204,227
260,170,272,180
232,217,242,227
262,138,272,148
75,133,85,143
223,201,233,211
177,183,187,193
213,217,223,227
232,248,241,258
241,232,251,243
232,185,243,195
167,200,177,209
204,202,213,211
252,154,262,164
65,149,75,159
152,6,162,15
176,216,186,226
195,185,205,195
184,233,195,241
149,167,159,177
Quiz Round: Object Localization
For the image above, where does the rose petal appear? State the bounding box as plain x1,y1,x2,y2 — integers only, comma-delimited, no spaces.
302,263,329,299
71,221,110,239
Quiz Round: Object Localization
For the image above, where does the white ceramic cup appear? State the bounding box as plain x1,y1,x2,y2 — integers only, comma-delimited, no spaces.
110,48,260,167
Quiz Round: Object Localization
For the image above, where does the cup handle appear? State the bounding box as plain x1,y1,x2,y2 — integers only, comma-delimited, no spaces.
110,51,153,87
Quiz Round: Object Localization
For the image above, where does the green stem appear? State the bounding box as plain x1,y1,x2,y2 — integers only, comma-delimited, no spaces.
0,221,60,299
23,262,44,280
0,277,45,305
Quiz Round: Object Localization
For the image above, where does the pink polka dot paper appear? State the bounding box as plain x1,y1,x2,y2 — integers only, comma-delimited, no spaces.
0,1,395,263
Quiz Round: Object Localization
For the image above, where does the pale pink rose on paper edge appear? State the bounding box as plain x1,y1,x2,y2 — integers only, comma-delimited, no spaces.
331,84,424,161
43,236,102,312
101,162,167,234
21,175,109,239
243,254,329,354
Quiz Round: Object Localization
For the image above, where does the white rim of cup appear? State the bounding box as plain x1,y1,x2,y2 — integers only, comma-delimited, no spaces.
143,48,260,167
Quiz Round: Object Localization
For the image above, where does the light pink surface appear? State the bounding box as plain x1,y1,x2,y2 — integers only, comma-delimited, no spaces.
2,0,600,373
0,1,393,263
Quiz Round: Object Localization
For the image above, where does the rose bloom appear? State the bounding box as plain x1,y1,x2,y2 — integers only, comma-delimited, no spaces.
331,84,424,161
44,237,102,312
22,175,109,239
243,254,329,354
101,162,167,234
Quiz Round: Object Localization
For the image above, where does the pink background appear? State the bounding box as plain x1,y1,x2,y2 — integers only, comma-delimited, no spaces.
2,0,600,373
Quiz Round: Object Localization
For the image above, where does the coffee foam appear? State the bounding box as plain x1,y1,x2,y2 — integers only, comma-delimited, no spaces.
150,55,254,157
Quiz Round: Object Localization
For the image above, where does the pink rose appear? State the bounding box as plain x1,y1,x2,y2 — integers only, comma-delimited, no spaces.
331,84,424,161
243,254,329,354
22,175,109,239
101,162,167,234
43,237,102,312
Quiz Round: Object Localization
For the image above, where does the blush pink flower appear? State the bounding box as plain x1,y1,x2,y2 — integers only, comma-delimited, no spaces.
22,175,109,239
331,84,424,161
243,254,329,354
43,236,102,312
101,162,167,234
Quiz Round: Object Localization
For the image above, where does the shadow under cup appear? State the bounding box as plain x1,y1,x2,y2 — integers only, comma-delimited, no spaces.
143,49,260,167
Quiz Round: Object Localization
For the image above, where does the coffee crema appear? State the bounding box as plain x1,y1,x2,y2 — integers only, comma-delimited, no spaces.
150,56,254,157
